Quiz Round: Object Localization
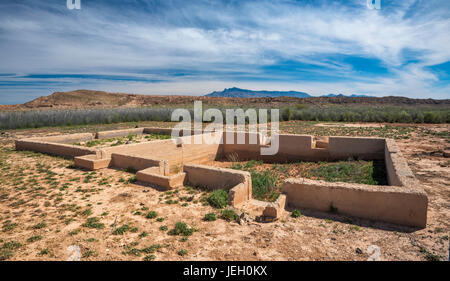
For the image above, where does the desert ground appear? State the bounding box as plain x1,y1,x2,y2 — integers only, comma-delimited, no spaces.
0,121,448,261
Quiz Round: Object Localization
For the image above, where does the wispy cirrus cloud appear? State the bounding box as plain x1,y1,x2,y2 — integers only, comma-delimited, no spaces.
0,0,449,104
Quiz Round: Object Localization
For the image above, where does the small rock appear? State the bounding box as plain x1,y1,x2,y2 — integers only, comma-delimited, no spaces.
356,248,363,254
238,212,251,225
66,245,81,261
443,151,450,158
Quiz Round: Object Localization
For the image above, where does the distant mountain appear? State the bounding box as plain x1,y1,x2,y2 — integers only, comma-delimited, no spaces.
1,89,447,111
205,87,311,98
324,93,374,98
205,88,374,98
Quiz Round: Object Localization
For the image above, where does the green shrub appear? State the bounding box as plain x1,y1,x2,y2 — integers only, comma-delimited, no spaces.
220,209,239,222
141,244,162,254
27,235,42,243
207,189,228,209
251,170,278,201
112,224,130,235
178,249,188,256
32,221,47,229
126,175,137,184
291,209,302,218
0,241,22,261
143,254,156,261
124,166,138,174
145,211,158,219
168,222,194,236
139,232,148,238
204,213,217,221
282,107,293,121
82,217,104,229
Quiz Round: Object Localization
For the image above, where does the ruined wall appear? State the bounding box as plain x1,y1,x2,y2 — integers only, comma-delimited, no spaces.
136,168,186,190
15,139,97,158
328,136,385,160
96,128,145,139
220,131,263,160
27,133,95,144
261,134,328,162
282,178,427,228
74,154,111,170
110,153,166,173
183,164,252,206
281,139,428,228
98,132,222,172
384,139,416,187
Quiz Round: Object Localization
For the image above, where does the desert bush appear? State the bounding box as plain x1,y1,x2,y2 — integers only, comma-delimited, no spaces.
281,107,293,121
220,209,239,222
168,222,194,236
204,213,217,221
289,105,449,124
0,103,448,130
250,170,277,201
291,209,302,218
207,189,228,209
0,107,173,129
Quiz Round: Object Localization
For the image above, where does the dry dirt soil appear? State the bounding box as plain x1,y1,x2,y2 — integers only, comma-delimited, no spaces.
0,121,448,261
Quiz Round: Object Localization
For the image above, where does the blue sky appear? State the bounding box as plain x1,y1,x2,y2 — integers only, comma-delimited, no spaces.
0,0,449,104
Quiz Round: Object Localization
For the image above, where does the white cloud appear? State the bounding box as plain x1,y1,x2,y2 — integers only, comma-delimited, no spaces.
0,0,448,100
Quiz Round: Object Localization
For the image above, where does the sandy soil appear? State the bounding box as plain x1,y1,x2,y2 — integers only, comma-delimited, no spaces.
0,122,448,261
315,123,385,128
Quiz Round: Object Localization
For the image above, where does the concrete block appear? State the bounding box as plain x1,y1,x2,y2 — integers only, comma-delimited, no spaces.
136,168,186,190
262,194,286,219
74,154,111,170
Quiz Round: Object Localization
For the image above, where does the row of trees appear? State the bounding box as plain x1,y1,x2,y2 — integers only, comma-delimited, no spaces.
281,106,450,123
0,105,448,130
0,108,173,130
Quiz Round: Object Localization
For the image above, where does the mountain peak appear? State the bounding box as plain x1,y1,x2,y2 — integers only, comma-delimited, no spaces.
206,88,311,98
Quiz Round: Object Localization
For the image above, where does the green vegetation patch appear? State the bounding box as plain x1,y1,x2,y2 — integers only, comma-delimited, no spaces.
112,224,131,235
207,189,228,208
291,209,302,218
0,241,22,261
168,222,195,236
220,209,239,222
204,213,217,221
309,160,387,185
82,217,105,229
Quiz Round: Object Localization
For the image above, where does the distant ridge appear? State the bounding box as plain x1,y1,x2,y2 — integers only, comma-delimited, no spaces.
205,87,373,98
324,93,373,98
1,89,448,111
205,87,311,98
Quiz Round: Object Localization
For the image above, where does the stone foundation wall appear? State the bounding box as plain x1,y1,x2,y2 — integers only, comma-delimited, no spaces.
183,164,252,206
15,139,96,157
14,128,428,227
